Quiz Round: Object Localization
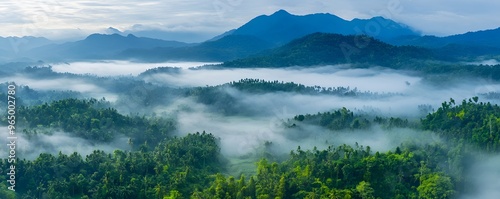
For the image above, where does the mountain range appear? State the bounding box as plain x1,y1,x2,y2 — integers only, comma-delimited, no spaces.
24,34,190,61
0,36,53,62
1,10,500,64
104,26,215,43
222,9,419,45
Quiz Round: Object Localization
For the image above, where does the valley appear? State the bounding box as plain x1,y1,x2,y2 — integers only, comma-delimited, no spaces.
0,8,499,199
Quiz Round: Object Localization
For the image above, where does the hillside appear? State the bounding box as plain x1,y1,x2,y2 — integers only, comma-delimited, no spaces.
390,28,500,58
222,33,433,68
119,35,274,62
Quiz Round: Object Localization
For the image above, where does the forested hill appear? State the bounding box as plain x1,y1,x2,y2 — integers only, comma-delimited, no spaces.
222,33,434,68
5,98,176,146
422,97,500,152
5,97,497,198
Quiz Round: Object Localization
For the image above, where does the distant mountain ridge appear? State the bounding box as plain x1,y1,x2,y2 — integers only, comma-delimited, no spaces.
0,36,53,52
389,27,500,59
219,10,419,45
25,34,190,61
1,9,500,63
104,26,213,43
0,36,53,62
392,27,500,48
119,34,274,62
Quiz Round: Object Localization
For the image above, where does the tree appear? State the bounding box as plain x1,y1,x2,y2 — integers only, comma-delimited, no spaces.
356,181,375,199
417,173,454,199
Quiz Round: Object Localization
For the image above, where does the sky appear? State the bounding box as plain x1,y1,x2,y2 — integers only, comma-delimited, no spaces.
0,0,500,42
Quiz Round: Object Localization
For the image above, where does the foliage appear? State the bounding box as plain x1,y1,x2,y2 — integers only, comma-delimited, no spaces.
1,132,220,199
195,144,456,199
290,108,414,131
1,98,175,145
1,138,459,199
223,33,434,68
422,97,500,152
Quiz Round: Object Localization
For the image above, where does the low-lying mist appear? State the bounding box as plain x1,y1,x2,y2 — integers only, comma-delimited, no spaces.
51,60,220,76
145,65,421,93
460,155,500,199
0,62,500,183
0,127,130,160
0,74,119,102
160,97,441,157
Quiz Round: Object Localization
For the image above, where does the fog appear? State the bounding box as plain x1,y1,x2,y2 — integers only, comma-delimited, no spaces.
467,59,500,66
144,65,421,93
0,74,119,102
0,127,130,160
176,111,443,157
460,155,500,199
51,61,220,76
157,97,441,158
2,61,500,197
9,61,498,111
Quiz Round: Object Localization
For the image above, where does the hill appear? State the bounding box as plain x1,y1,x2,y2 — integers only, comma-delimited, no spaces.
222,33,433,68
118,35,274,62
390,28,500,58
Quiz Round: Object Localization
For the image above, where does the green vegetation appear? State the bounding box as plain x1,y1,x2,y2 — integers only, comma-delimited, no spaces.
1,97,497,198
227,79,361,96
2,98,175,146
219,33,500,81
2,132,220,199
222,33,434,68
183,79,390,115
422,97,500,152
290,108,413,131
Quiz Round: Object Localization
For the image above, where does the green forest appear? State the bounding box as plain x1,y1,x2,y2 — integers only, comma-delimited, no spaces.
2,7,500,199
1,94,498,198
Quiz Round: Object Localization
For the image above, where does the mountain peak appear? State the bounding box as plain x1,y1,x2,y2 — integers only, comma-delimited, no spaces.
106,27,122,35
271,9,291,16
85,33,124,41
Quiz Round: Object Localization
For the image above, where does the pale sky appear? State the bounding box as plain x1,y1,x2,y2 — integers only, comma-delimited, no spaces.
0,0,499,41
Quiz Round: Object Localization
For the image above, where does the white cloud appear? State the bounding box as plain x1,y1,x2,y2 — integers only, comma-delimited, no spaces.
144,65,421,93
51,60,220,76
1,0,499,40
0,74,120,102
0,129,130,160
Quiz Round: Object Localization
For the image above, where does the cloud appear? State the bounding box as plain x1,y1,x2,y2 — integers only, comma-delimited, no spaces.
460,155,500,199
51,60,220,76
167,96,443,158
0,74,119,101
144,65,421,93
1,0,500,40
46,61,500,118
0,128,130,160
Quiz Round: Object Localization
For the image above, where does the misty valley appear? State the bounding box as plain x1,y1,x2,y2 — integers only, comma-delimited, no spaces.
1,10,500,199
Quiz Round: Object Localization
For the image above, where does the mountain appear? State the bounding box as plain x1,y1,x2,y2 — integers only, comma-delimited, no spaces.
393,28,500,48
105,26,215,43
118,35,274,62
26,34,190,61
217,10,419,45
0,36,53,62
390,28,500,59
221,32,433,68
0,36,53,53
